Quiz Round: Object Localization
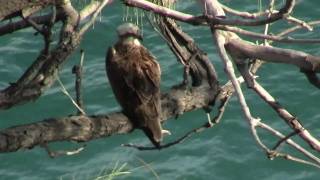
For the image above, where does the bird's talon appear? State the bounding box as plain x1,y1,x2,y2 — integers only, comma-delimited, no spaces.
162,129,171,136
206,113,213,127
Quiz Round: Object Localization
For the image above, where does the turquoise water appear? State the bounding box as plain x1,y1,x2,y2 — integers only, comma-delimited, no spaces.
1,1,320,179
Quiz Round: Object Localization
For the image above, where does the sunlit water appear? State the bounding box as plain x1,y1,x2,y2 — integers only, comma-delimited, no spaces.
0,1,319,179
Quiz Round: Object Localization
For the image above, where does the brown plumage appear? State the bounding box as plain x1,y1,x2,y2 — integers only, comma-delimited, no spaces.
105,23,168,148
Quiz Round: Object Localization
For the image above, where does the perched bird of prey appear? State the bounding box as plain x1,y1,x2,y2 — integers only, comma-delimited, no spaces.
105,23,170,148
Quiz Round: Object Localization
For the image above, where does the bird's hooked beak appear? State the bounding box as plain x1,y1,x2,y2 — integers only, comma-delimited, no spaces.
136,32,143,41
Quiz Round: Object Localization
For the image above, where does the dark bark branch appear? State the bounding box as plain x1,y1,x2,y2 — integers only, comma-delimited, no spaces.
0,0,111,36
0,0,54,21
123,88,232,151
0,82,221,153
152,17,219,90
0,12,62,36
72,49,85,115
301,70,320,89
0,0,111,110
272,131,299,151
0,1,80,110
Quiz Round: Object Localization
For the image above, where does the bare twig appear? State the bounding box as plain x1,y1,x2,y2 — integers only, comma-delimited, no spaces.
258,122,320,166
79,0,111,36
122,122,210,150
42,143,86,158
253,82,320,151
220,2,312,31
123,93,231,151
57,76,86,115
272,131,299,151
277,20,320,37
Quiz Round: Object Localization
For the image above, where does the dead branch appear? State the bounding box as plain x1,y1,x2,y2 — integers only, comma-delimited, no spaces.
0,0,80,109
0,0,320,170
215,25,320,44
0,0,111,110
220,2,313,31
277,20,320,37
225,39,320,72
0,81,222,153
0,0,54,21
72,49,85,115
196,0,320,167
124,0,297,27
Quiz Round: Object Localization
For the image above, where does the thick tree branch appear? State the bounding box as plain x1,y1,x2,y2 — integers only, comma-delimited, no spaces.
150,17,219,89
0,0,80,109
0,0,54,21
0,82,221,153
225,39,320,72
0,0,112,36
0,0,111,110
197,0,320,167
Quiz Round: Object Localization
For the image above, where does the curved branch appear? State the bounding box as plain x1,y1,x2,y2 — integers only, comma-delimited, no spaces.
220,2,312,31
124,0,296,27
0,0,112,36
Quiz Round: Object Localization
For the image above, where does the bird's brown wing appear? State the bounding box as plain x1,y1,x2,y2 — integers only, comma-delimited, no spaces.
106,46,129,109
127,46,163,142
125,46,161,105
106,45,163,142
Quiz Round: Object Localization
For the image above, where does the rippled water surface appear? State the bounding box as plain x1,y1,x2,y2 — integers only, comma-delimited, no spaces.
0,1,320,180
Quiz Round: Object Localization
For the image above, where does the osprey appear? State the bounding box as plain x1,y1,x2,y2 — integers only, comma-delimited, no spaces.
105,23,170,148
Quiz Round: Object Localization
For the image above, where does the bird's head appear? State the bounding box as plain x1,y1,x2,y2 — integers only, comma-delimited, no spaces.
117,23,142,42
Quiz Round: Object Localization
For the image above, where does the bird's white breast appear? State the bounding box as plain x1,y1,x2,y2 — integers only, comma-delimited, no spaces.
133,39,141,46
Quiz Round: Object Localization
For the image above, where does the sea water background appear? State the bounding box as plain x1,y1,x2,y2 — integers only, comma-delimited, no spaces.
0,0,320,179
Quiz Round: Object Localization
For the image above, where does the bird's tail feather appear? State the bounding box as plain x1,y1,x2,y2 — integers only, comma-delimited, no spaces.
142,127,161,149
